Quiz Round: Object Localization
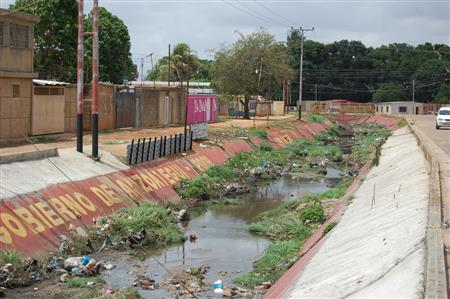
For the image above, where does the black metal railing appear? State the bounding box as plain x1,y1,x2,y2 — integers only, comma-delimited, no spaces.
126,131,193,165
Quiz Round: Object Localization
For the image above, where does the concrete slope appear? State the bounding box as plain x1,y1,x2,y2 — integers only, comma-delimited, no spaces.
0,148,128,199
287,126,429,298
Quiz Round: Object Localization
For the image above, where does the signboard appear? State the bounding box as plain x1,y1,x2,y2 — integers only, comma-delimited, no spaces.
187,94,218,124
192,123,208,140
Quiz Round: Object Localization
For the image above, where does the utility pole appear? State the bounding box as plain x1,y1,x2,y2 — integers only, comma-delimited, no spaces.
150,53,155,88
290,26,314,119
253,57,263,128
168,44,171,86
412,79,415,115
184,56,190,137
140,57,144,85
76,0,84,153
91,0,99,159
315,83,318,113
140,53,153,86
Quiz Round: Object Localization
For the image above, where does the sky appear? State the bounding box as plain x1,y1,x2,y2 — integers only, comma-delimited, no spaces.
2,0,449,75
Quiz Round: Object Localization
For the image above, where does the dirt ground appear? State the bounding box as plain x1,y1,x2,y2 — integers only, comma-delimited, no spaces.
0,115,294,162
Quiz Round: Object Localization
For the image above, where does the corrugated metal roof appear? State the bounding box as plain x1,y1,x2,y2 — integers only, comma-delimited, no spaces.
33,79,69,86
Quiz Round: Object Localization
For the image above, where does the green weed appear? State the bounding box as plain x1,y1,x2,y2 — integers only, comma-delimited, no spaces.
249,128,268,139
66,276,104,288
299,204,325,223
235,240,301,286
322,222,337,236
0,249,22,266
96,203,186,247
306,113,326,123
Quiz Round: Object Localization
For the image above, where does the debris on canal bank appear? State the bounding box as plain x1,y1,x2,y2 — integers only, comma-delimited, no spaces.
1,119,395,298
235,122,392,289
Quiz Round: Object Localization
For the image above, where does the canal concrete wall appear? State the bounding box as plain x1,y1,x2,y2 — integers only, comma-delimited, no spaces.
0,121,331,257
281,126,429,298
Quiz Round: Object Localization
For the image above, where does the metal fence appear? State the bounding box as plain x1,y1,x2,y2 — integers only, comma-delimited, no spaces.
126,131,193,165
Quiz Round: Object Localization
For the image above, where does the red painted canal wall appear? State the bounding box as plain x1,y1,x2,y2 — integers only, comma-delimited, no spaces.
0,121,330,257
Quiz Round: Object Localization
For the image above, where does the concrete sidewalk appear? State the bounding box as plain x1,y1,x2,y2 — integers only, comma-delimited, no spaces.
286,127,429,298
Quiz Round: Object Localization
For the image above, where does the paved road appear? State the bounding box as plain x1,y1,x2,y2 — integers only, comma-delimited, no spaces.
411,115,450,157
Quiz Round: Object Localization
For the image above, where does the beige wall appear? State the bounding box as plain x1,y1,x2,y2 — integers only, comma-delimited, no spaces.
272,101,285,116
137,87,185,128
0,77,32,139
31,93,65,135
0,15,35,73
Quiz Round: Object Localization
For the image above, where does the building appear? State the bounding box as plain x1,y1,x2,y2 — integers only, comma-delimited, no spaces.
375,101,424,115
0,9,39,140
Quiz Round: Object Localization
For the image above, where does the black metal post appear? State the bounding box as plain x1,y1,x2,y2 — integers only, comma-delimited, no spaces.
92,113,99,158
76,114,83,152
178,133,182,153
163,136,167,156
135,138,140,164
169,134,172,155
189,131,193,150
141,138,146,163
128,139,134,165
146,138,151,161
152,137,157,160
159,136,163,158
174,134,177,154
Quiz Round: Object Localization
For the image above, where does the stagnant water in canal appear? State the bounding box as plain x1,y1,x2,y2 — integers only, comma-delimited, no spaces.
101,170,341,298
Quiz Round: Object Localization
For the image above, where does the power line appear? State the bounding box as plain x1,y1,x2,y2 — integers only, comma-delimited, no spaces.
236,0,289,26
254,0,295,25
221,0,282,26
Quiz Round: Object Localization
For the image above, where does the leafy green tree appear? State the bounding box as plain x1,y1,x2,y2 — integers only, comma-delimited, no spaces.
212,31,293,118
413,59,450,101
12,0,78,81
146,43,210,83
372,83,408,102
435,84,450,104
84,7,137,83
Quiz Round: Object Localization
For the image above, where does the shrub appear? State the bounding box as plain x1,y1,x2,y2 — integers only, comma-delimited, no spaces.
299,204,325,223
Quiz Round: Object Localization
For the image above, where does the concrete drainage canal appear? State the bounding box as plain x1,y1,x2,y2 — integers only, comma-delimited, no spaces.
101,171,341,298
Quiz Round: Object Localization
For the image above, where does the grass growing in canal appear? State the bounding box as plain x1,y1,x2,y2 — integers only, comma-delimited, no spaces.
66,276,104,288
235,240,301,286
249,128,268,139
305,113,326,123
0,249,22,267
236,122,392,287
96,203,186,247
177,126,347,201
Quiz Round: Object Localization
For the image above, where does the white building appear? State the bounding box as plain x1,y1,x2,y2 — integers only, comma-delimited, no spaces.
374,101,424,115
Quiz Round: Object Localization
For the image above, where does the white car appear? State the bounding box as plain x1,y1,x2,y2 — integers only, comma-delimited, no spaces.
436,107,450,129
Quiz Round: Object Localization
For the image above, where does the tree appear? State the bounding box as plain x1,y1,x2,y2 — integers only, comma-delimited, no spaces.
435,84,450,104
372,83,407,102
12,0,78,82
212,31,293,118
146,43,210,83
84,7,137,83
413,59,450,101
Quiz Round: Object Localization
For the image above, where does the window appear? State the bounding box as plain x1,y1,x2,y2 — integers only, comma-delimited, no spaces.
386,106,389,113
13,84,20,97
0,22,4,46
9,23,29,48
381,106,383,112
376,106,379,112
399,106,407,113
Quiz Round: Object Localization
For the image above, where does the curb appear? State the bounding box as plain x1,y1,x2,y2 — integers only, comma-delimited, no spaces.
406,117,449,299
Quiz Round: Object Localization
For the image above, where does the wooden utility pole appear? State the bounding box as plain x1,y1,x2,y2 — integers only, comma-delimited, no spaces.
290,26,314,120
76,0,84,153
91,0,99,158
168,44,171,86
